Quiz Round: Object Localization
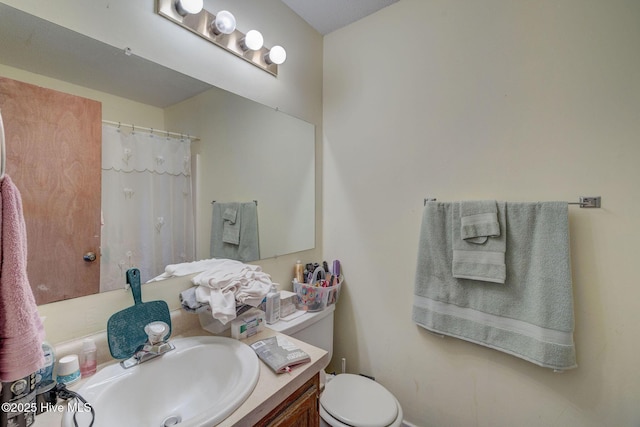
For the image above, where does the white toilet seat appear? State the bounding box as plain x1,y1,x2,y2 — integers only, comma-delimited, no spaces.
319,374,403,427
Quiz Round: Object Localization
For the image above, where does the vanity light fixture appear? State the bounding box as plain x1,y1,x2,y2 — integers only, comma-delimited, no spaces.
174,0,203,16
156,0,286,76
265,45,287,65
241,30,264,51
210,10,236,35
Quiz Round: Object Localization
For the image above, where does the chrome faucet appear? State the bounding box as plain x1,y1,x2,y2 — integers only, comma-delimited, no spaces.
121,321,174,369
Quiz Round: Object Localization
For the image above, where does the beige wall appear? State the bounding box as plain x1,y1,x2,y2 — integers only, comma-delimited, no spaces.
0,64,165,127
1,0,323,344
323,0,640,426
164,86,316,262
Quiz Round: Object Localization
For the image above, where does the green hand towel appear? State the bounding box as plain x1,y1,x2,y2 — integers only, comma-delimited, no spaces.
452,201,506,284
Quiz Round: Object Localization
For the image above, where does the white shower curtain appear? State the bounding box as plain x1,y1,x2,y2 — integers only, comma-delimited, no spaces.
100,125,195,291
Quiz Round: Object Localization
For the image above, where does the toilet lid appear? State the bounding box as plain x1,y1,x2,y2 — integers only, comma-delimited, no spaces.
320,374,398,427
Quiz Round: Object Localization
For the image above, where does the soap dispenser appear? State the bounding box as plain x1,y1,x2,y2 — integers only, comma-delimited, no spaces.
265,284,281,324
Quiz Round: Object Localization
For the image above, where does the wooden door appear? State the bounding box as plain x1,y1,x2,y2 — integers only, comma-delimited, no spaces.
0,77,101,304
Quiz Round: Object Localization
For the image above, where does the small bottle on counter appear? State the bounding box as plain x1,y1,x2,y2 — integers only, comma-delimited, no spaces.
56,355,81,385
80,338,97,378
294,260,304,283
265,284,281,324
36,341,55,386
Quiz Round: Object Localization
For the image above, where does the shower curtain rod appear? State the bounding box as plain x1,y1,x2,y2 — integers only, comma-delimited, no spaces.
102,120,200,141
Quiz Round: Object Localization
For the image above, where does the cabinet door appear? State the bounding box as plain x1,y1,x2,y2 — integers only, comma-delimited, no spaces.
267,386,318,427
256,373,320,427
0,77,101,304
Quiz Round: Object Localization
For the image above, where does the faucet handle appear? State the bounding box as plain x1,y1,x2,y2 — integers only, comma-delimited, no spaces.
144,321,170,345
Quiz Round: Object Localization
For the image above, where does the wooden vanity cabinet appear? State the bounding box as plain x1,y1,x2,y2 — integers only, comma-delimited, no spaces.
255,373,320,427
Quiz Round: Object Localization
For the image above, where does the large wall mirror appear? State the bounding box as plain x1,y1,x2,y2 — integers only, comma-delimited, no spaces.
0,3,315,304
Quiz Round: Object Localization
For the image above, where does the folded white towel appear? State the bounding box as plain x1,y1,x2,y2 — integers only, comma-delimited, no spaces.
191,259,272,323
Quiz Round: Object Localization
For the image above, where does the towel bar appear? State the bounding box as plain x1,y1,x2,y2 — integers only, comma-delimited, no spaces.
424,197,601,208
568,196,601,208
211,200,258,205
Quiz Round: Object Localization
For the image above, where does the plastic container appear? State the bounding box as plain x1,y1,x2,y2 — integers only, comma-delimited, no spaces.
80,338,97,378
198,304,253,334
293,280,342,312
56,355,80,385
293,265,343,312
35,341,55,386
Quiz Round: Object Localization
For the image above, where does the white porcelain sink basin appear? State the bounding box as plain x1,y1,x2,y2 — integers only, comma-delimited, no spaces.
62,336,259,427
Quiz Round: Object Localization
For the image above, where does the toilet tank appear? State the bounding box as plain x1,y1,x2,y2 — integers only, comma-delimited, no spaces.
266,304,334,363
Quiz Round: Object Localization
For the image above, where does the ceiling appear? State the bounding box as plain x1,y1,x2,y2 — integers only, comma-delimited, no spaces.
281,0,399,35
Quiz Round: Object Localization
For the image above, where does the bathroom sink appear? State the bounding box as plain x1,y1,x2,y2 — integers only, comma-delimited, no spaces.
62,336,259,427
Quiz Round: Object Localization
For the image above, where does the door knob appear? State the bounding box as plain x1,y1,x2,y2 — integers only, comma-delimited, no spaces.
83,252,97,262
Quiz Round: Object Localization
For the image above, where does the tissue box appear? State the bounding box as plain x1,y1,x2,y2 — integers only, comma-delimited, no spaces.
280,290,297,307
230,309,265,339
258,290,298,317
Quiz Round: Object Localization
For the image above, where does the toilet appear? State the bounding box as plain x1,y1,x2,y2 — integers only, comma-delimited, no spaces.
267,305,403,427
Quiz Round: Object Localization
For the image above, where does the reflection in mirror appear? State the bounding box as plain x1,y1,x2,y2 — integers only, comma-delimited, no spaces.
165,86,315,263
0,3,315,304
100,126,196,292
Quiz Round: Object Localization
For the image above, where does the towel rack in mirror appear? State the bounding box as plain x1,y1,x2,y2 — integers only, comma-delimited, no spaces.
211,200,258,205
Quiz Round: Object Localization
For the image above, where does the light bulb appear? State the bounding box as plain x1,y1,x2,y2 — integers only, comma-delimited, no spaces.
211,10,236,35
265,45,287,65
175,0,203,16
242,30,264,51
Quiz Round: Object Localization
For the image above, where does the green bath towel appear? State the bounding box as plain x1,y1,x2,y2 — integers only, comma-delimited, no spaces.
413,201,576,371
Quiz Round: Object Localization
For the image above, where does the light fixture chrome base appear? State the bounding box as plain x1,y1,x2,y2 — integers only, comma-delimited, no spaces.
156,0,279,76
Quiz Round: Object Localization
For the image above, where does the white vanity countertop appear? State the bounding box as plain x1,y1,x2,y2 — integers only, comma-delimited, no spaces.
219,328,328,426
35,328,328,426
